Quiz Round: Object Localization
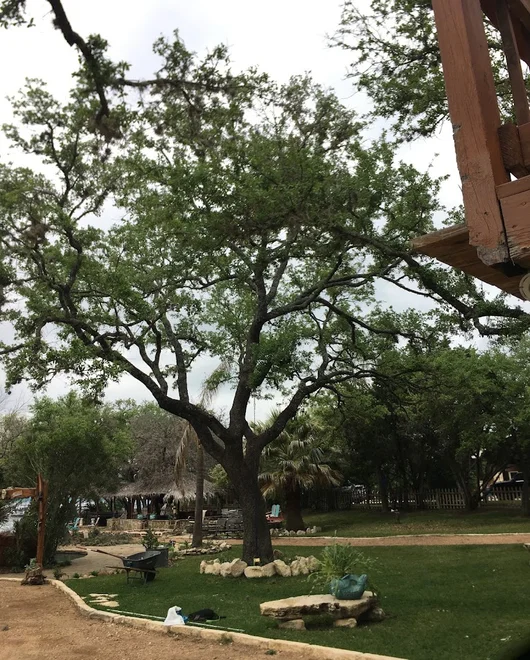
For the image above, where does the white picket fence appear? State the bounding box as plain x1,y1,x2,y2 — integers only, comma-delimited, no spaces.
351,486,524,510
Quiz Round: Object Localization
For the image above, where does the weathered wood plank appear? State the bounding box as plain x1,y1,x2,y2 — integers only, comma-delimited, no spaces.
499,186,530,265
1,487,36,500
496,173,530,197
496,0,530,126
498,122,530,176
508,0,530,36
482,0,530,65
518,121,530,167
433,0,510,264
412,225,523,298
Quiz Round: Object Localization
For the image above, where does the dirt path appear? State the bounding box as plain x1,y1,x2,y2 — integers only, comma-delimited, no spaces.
257,532,530,547
0,581,307,660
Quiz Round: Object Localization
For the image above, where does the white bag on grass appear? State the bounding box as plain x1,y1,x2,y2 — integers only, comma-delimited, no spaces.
164,606,185,626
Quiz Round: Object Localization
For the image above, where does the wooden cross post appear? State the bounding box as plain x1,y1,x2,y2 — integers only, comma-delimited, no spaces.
1,474,48,568
36,474,48,568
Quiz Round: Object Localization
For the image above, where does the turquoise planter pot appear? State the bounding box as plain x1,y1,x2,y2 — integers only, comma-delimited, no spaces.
329,573,368,600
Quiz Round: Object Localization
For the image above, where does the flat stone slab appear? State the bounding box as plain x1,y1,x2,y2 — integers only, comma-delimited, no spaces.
260,593,376,620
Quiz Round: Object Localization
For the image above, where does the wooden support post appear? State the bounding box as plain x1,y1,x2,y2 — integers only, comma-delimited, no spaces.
35,473,48,568
496,0,530,125
432,0,511,264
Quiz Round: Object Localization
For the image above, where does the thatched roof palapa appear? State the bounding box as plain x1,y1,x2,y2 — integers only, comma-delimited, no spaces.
107,474,215,504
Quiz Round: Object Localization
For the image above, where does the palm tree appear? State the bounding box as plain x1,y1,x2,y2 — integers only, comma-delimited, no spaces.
174,363,229,547
258,412,343,531
174,422,205,547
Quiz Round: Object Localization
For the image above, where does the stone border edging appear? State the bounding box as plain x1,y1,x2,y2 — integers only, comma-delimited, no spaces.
0,576,404,660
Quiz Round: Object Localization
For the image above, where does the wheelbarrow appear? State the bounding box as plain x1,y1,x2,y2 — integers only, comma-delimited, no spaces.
78,547,161,584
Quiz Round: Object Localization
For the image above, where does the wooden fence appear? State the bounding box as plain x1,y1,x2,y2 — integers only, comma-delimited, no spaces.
306,486,526,511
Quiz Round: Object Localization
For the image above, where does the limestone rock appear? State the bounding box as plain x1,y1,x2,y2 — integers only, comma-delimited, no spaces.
220,562,233,577
261,562,277,578
211,561,221,575
203,562,217,575
289,559,301,577
260,592,376,620
360,606,386,622
290,557,309,576
200,560,206,574
333,617,358,628
278,619,306,630
306,555,321,572
273,560,292,577
296,530,305,536
244,566,264,578
230,559,247,578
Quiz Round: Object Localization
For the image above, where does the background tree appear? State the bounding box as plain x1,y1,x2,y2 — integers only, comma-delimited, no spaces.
258,411,343,530
4,393,131,564
490,337,530,515
124,403,185,515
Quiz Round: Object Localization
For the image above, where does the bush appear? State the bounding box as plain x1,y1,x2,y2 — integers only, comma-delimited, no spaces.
309,544,378,595
81,532,135,546
142,528,159,550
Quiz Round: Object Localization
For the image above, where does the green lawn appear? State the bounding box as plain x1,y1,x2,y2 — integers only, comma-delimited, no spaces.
302,507,530,537
68,544,530,660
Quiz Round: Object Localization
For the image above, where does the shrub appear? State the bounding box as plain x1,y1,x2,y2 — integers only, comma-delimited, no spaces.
82,532,134,546
142,528,159,550
309,544,378,595
53,566,64,580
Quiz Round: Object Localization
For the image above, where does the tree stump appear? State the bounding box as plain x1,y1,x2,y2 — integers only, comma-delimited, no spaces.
21,567,46,585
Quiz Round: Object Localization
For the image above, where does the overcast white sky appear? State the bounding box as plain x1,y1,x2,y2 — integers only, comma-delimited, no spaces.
0,0,498,417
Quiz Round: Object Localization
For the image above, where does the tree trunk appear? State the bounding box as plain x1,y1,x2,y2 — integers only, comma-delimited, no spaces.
377,467,389,513
192,444,205,547
522,465,530,517
230,465,273,564
461,482,479,511
285,487,305,531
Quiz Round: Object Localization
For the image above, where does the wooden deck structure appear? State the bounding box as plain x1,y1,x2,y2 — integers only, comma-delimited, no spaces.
413,0,530,299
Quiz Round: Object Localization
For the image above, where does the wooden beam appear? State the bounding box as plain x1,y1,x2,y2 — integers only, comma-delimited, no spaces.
412,225,523,298
432,0,510,265
1,487,36,500
508,0,530,35
496,0,530,126
482,0,530,65
498,122,530,176
497,176,530,265
36,474,48,568
518,121,530,167
496,172,530,196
